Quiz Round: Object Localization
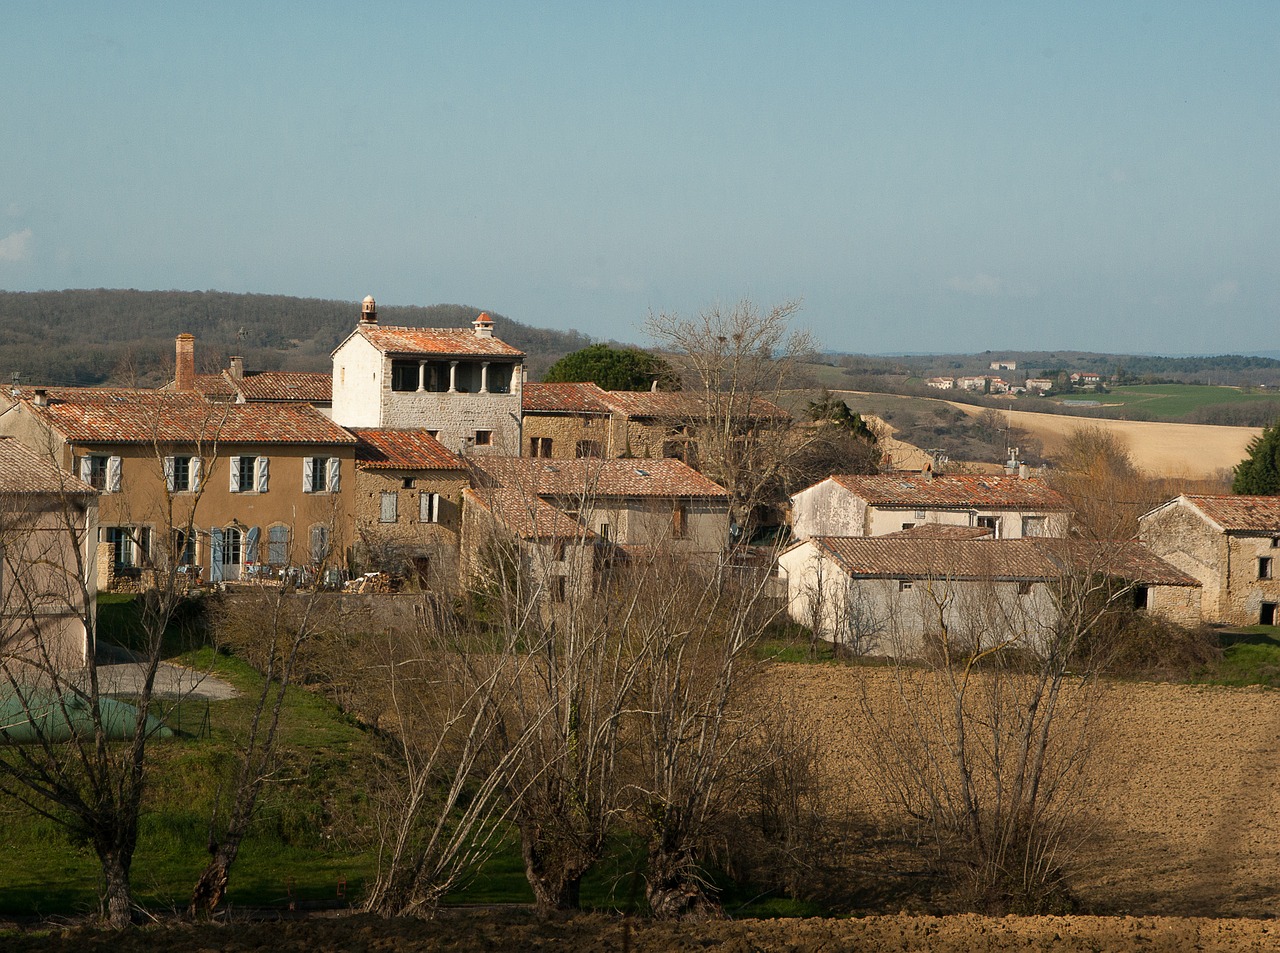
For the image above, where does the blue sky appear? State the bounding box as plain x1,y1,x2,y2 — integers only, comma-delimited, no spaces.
4,2,1277,355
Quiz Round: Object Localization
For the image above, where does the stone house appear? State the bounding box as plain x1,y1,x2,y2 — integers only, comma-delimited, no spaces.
0,437,99,670
520,382,618,459
0,386,356,586
330,297,524,455
460,486,597,605
790,472,1071,541
1138,494,1280,625
351,429,470,589
778,535,1201,656
466,456,731,554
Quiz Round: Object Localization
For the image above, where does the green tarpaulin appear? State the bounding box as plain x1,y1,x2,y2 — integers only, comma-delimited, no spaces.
0,690,173,743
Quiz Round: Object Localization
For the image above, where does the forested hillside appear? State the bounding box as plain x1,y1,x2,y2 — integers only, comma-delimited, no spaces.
0,290,592,386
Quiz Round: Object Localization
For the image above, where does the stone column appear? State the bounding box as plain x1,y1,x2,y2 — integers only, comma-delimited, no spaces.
417,361,426,391
480,362,490,394
448,361,458,393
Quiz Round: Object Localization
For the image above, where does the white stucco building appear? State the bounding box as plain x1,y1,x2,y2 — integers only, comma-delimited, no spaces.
789,473,1071,541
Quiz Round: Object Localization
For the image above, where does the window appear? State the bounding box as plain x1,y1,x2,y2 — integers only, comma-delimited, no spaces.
79,454,122,492
401,477,416,489
900,522,915,531
1017,581,1033,596
419,492,440,523
474,430,492,447
976,516,1000,538
103,526,151,570
165,455,201,492
222,527,243,567
552,576,567,603
1022,516,1047,537
304,457,339,493
1133,585,1149,611
231,455,259,493
310,524,331,563
267,525,289,566
598,523,612,542
1261,557,1274,580
898,580,913,592
553,540,567,561
79,454,110,490
380,491,398,523
672,504,688,539
530,436,553,458
576,440,602,458
171,529,197,567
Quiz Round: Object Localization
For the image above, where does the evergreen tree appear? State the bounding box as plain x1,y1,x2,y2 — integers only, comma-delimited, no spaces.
542,343,677,391
1233,420,1280,494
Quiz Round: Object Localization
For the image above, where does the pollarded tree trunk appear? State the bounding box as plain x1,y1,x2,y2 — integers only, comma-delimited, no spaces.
188,836,242,917
521,830,586,915
644,837,720,922
98,845,135,928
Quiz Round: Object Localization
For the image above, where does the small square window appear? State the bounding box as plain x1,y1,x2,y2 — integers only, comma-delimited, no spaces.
899,580,913,592
474,430,492,446
402,477,416,490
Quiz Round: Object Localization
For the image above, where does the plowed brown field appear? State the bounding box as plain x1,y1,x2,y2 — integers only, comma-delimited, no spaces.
8,665,1280,952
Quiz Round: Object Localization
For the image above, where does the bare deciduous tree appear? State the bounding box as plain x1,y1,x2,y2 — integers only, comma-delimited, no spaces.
645,299,814,537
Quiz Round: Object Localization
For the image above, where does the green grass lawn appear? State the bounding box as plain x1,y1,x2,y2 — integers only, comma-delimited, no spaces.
1195,626,1280,687
1064,384,1276,419
0,639,381,917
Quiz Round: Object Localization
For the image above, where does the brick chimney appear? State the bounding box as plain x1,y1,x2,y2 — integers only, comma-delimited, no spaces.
229,356,244,381
175,334,195,391
360,295,378,325
472,311,494,338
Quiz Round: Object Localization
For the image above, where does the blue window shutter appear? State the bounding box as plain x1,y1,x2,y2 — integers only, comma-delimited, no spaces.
210,527,224,582
245,526,260,564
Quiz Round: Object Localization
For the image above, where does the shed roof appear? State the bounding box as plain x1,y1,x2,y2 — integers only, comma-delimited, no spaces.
0,437,95,495
469,456,729,500
354,429,463,471
464,487,594,541
819,473,1070,511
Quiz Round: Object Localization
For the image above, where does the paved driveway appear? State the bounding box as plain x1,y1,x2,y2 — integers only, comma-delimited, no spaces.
92,643,238,701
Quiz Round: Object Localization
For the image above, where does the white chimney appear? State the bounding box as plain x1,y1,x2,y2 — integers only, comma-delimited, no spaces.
472,311,494,338
229,356,244,381
32,388,48,407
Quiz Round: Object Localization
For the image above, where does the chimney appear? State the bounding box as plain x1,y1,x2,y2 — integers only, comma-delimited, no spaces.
229,356,244,381
472,311,494,338
175,334,195,391
651,378,659,392
32,388,48,407
1019,463,1030,480
360,295,378,325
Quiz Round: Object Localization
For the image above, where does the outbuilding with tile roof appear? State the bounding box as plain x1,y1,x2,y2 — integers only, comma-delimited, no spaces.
1139,494,1280,625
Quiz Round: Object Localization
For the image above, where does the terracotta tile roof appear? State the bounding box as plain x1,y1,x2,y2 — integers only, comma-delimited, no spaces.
354,429,463,471
469,456,729,499
464,487,594,541
522,382,612,414
824,474,1070,511
803,537,1198,587
0,437,95,495
17,388,355,445
356,325,525,359
881,524,995,540
235,372,332,402
191,374,236,398
1180,494,1280,532
595,390,791,423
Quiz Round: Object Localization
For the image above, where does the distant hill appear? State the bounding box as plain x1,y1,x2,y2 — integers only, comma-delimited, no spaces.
815,349,1280,389
0,289,592,387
